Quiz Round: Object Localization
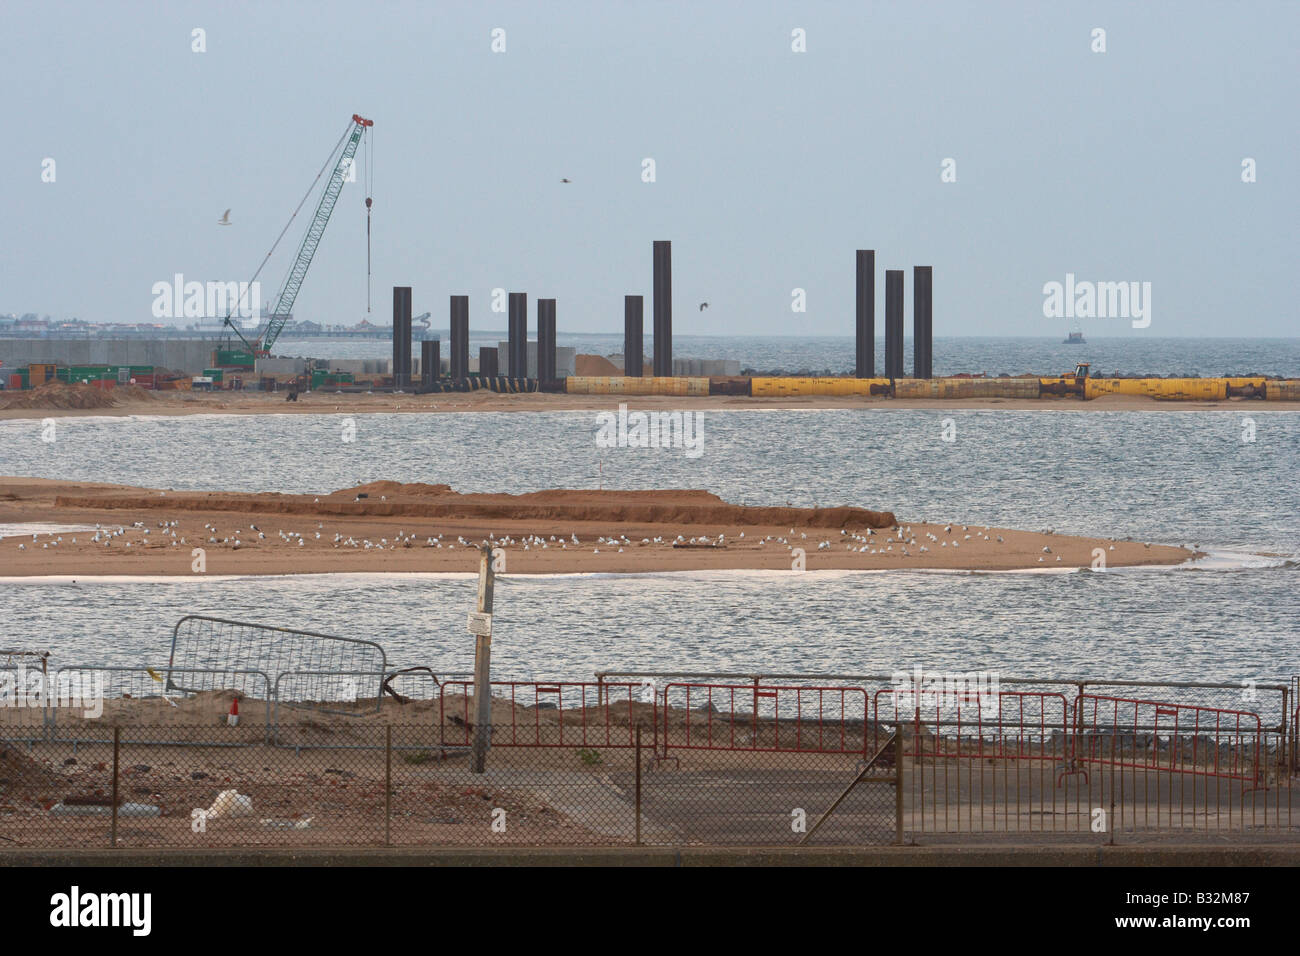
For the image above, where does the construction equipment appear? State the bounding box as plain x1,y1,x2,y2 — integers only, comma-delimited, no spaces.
1039,363,1090,398
221,114,374,363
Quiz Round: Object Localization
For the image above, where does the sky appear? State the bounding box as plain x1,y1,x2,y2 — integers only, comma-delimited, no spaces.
1,0,1296,338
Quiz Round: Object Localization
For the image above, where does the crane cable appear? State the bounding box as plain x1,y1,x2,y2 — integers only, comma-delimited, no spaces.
222,122,353,344
364,126,373,313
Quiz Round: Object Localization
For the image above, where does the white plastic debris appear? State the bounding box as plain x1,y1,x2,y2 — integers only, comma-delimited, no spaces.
206,789,253,818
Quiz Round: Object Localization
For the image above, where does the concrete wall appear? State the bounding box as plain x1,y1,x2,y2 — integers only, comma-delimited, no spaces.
0,338,216,372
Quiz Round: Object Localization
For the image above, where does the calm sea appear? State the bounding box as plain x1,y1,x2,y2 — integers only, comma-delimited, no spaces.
276,335,1300,378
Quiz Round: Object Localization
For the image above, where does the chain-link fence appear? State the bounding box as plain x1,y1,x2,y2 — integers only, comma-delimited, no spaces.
0,724,901,849
4,719,1297,849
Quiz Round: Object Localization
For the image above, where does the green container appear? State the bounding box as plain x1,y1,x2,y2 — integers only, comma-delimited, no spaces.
311,369,354,388
216,350,255,368
203,368,225,383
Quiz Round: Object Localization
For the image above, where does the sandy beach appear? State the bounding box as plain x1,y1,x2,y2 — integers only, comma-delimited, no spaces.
2,384,1297,420
0,477,1194,576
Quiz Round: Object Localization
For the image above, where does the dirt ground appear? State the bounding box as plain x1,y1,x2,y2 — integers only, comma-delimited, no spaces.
0,477,1194,576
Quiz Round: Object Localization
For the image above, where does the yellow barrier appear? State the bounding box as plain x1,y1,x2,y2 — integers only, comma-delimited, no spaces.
750,377,891,397
568,374,1286,401
1085,378,1228,401
894,377,1041,400
565,376,709,396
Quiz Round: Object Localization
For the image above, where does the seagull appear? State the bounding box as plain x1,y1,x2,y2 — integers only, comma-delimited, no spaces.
218,209,231,225
560,178,572,184
699,302,709,311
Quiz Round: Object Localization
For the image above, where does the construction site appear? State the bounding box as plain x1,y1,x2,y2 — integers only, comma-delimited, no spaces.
5,111,1294,405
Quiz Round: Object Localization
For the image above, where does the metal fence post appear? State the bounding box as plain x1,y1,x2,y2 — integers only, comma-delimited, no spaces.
635,723,643,846
894,729,904,845
110,726,120,848
1108,731,1117,846
385,724,392,847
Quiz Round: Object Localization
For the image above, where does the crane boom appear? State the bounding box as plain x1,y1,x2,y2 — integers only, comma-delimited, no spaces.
246,114,372,355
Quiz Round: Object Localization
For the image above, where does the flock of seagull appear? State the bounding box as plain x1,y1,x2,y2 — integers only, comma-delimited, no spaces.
0,516,1131,567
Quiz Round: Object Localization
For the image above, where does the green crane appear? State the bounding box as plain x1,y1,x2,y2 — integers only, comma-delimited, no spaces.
222,113,373,360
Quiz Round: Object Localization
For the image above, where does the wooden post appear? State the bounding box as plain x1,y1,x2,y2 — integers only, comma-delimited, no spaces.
110,726,120,848
470,544,496,772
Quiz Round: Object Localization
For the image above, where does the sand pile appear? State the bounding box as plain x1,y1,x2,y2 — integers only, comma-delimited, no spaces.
0,383,119,411
0,742,65,804
0,383,159,411
575,354,623,376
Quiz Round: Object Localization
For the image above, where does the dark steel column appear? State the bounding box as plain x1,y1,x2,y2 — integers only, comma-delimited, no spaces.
449,295,469,379
392,286,412,388
652,241,672,376
507,293,527,378
537,298,556,384
885,270,904,379
856,250,875,377
624,295,644,377
478,347,498,378
421,339,440,387
914,266,932,379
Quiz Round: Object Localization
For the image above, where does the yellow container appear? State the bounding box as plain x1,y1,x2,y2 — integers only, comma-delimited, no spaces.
1267,380,1300,401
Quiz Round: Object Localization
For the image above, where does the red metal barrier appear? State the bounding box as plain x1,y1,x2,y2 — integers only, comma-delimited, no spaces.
873,688,1072,761
438,680,651,748
660,683,871,755
1073,694,1264,788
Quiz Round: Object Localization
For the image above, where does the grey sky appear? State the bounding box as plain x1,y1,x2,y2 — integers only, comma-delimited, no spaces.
2,0,1295,337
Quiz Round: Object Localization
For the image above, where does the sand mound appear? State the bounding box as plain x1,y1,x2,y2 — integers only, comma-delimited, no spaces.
0,383,160,411
575,354,623,376
343,481,454,498
55,482,898,530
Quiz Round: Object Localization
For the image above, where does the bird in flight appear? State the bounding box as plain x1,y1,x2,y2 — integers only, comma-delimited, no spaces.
699,302,709,311
218,209,231,225
560,178,572,184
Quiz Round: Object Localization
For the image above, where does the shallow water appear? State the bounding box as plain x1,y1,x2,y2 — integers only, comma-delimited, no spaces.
0,408,1295,687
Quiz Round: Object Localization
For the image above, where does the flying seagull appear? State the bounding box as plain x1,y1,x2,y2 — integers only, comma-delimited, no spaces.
699,302,709,311
218,209,231,225
560,178,572,184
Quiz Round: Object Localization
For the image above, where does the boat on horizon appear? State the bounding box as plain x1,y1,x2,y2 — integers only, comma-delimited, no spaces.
1064,331,1085,344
